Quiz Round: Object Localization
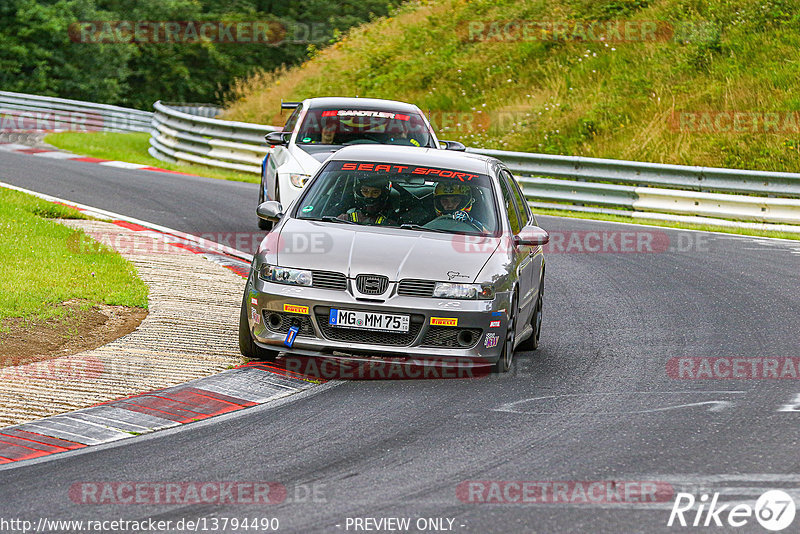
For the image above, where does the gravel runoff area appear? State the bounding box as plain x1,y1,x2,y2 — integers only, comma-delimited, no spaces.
0,219,245,427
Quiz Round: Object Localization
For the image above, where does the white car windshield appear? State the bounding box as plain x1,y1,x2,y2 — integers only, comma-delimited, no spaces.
296,160,499,236
296,109,434,148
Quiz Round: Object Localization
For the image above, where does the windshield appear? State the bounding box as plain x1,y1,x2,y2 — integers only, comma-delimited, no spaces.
295,160,499,235
296,109,434,148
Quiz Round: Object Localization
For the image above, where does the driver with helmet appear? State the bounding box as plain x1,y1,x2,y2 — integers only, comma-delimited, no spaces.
320,116,338,144
338,176,396,225
433,182,488,232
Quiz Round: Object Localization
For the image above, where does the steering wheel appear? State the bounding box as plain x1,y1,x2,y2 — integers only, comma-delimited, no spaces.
342,137,381,145
425,214,484,233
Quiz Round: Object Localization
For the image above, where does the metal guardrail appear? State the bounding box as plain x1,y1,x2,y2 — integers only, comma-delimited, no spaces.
0,90,152,133
145,104,800,226
468,148,800,225
149,101,279,173
5,91,794,227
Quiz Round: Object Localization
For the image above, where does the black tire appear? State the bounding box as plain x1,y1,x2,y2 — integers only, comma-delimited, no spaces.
492,292,517,373
518,276,543,351
238,286,279,362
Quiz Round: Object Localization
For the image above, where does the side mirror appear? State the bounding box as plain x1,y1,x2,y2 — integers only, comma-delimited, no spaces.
265,131,290,145
514,225,549,247
257,201,284,222
440,140,466,151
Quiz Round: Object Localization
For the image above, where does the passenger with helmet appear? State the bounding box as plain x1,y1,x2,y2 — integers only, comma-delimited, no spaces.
338,175,396,225
433,182,488,232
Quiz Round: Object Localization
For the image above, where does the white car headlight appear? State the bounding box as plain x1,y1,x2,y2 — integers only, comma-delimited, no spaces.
259,265,312,286
289,173,311,188
433,282,495,300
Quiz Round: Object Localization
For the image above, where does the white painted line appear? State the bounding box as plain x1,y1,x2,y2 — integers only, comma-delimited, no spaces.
31,151,81,159
493,391,746,415
14,422,107,446
98,160,149,169
0,143,32,151
0,180,253,261
0,380,342,472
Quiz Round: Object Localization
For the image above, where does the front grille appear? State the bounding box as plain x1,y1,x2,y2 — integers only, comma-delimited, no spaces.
312,270,347,291
315,313,424,346
397,279,436,298
355,274,389,295
421,327,482,348
264,312,315,337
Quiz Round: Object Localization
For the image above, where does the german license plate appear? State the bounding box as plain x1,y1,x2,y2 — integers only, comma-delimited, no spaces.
328,309,410,333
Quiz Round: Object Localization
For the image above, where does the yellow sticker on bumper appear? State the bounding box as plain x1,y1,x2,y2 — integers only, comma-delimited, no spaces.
284,304,309,314
430,317,458,326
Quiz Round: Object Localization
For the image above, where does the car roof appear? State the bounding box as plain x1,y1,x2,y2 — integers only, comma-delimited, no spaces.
302,97,422,114
329,145,498,175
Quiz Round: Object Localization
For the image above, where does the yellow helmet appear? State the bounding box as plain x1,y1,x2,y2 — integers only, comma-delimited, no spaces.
434,182,474,216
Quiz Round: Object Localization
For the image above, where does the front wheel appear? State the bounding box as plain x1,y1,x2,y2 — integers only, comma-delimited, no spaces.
518,279,543,351
492,293,517,373
238,287,279,362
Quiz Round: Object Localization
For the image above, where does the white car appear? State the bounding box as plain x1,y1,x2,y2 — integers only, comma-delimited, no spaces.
257,97,465,230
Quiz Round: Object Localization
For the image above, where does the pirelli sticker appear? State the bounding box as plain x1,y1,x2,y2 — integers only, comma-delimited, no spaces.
430,317,458,327
284,304,309,315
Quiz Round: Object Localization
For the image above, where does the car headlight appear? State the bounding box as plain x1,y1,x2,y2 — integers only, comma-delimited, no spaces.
433,282,494,300
259,264,312,286
289,173,311,188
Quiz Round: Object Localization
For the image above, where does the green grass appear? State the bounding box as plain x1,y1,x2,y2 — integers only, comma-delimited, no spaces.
0,187,149,325
45,132,259,184
532,207,800,241
225,0,800,174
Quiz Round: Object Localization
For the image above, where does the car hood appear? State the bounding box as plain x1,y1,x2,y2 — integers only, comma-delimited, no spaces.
288,145,328,175
275,218,500,282
298,144,342,163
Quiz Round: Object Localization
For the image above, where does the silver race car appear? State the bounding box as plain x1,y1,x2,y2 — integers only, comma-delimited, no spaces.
240,145,548,373
258,97,465,229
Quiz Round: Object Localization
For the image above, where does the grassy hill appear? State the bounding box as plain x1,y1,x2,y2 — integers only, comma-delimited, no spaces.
223,0,800,172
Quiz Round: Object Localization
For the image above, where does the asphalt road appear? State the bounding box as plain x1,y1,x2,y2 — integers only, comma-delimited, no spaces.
2,151,800,533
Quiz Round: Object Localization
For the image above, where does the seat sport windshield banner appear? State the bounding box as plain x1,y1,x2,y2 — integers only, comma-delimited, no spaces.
329,160,483,183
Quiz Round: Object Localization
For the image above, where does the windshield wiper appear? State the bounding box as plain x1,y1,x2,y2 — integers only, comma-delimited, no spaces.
313,215,359,225
398,224,451,234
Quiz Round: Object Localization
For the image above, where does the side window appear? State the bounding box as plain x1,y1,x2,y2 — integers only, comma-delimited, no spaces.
497,171,522,234
283,105,303,132
502,170,530,227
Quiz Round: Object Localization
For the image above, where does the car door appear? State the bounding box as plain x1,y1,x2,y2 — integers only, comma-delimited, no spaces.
497,169,534,331
503,169,542,324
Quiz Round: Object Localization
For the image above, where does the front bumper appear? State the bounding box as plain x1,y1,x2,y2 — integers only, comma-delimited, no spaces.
246,277,511,363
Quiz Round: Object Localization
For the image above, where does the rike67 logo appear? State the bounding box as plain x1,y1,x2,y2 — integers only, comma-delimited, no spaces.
668,490,796,531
